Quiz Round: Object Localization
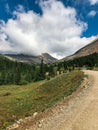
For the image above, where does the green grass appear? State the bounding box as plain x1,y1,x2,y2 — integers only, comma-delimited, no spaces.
0,70,84,129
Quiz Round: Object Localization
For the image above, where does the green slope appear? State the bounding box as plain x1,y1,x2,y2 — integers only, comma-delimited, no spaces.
0,70,84,129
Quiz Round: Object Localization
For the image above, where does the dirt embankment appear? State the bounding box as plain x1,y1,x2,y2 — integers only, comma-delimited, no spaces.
7,70,98,130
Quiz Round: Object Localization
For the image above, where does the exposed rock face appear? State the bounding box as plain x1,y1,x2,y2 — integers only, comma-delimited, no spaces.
41,53,57,63
4,53,57,64
62,38,98,61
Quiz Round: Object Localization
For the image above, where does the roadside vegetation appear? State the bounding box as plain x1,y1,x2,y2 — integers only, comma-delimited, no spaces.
0,70,84,129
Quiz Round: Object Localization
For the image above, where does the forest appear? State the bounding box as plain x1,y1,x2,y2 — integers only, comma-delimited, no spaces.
0,55,57,85
0,53,98,85
62,53,98,70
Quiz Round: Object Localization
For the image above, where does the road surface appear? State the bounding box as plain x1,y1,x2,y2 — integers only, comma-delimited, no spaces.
59,70,98,130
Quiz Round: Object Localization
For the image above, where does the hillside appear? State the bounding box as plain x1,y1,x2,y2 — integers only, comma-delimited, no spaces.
62,38,98,61
4,53,57,64
0,70,84,129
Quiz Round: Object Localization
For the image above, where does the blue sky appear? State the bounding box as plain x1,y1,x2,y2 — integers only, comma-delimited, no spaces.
0,0,98,58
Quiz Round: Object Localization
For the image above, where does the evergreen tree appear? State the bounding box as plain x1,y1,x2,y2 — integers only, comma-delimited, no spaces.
39,58,45,80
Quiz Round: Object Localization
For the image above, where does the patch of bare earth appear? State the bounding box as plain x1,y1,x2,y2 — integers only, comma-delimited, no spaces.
7,70,98,130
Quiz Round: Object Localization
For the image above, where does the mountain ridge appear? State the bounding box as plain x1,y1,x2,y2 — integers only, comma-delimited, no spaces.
4,53,57,64
2,38,98,64
61,38,98,61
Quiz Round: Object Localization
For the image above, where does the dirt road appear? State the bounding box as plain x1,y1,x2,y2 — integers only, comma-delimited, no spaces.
7,70,98,130
58,70,98,130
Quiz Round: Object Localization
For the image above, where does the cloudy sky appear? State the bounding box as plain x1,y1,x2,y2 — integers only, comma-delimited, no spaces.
0,0,98,59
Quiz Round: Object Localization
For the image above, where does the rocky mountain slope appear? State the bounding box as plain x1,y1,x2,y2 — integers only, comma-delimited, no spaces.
62,38,98,61
4,53,57,64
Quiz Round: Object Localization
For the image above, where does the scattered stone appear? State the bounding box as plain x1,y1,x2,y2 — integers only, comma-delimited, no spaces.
17,119,23,124
7,123,19,130
38,123,42,128
33,112,38,117
38,120,44,128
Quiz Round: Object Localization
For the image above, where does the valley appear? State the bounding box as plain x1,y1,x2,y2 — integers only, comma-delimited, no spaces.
0,0,98,129
0,38,98,129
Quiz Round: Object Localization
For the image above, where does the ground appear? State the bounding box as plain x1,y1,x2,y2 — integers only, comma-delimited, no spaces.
7,70,98,130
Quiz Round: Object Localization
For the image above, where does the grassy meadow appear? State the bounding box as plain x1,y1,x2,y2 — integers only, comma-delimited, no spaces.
0,70,84,129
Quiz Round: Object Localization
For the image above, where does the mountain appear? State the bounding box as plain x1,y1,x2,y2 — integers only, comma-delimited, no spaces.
3,38,98,64
40,53,57,63
61,38,98,61
4,53,57,64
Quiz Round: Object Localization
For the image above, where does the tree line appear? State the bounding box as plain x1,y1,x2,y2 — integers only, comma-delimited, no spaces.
62,53,98,69
0,53,98,85
0,55,59,85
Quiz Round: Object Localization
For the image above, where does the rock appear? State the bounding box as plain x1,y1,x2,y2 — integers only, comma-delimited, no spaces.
16,119,23,124
38,120,43,128
38,123,42,128
7,123,19,130
33,112,38,117
13,124,19,129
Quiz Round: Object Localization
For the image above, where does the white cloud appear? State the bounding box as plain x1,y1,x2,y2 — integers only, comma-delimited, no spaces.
89,0,98,5
0,0,98,59
88,10,97,17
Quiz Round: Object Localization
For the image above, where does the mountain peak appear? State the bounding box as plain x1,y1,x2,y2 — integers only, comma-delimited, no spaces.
40,53,57,63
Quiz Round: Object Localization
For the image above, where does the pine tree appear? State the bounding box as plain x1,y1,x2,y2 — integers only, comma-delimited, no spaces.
39,58,45,80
